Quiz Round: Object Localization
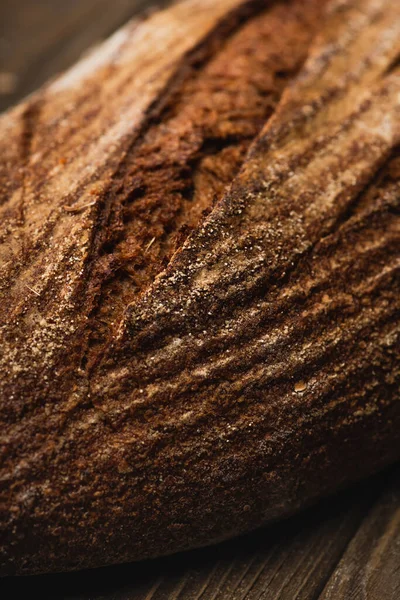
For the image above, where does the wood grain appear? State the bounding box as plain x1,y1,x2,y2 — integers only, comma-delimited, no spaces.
320,468,400,600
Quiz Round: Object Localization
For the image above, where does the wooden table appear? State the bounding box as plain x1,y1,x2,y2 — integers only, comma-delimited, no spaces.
1,2,399,598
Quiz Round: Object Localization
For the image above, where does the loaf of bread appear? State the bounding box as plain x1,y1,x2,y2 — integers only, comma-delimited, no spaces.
1,0,399,576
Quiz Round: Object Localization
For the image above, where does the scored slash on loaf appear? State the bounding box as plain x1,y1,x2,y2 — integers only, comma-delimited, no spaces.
0,0,399,575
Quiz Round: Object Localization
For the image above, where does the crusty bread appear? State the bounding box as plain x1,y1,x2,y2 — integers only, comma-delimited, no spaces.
1,0,399,576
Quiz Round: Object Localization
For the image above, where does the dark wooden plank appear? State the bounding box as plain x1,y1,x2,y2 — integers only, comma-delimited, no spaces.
3,466,399,599
0,0,158,112
319,467,400,600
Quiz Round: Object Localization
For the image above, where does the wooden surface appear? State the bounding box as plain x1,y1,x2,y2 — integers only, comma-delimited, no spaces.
0,0,163,112
1,1,399,597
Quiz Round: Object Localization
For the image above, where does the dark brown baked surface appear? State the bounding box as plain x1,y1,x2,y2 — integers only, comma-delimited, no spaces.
0,0,399,576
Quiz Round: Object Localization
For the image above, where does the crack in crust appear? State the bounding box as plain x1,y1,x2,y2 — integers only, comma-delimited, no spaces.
82,0,324,370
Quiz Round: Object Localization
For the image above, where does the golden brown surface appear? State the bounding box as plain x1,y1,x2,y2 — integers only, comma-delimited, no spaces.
0,0,399,576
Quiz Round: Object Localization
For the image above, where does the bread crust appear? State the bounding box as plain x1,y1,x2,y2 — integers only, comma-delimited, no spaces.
1,0,399,575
